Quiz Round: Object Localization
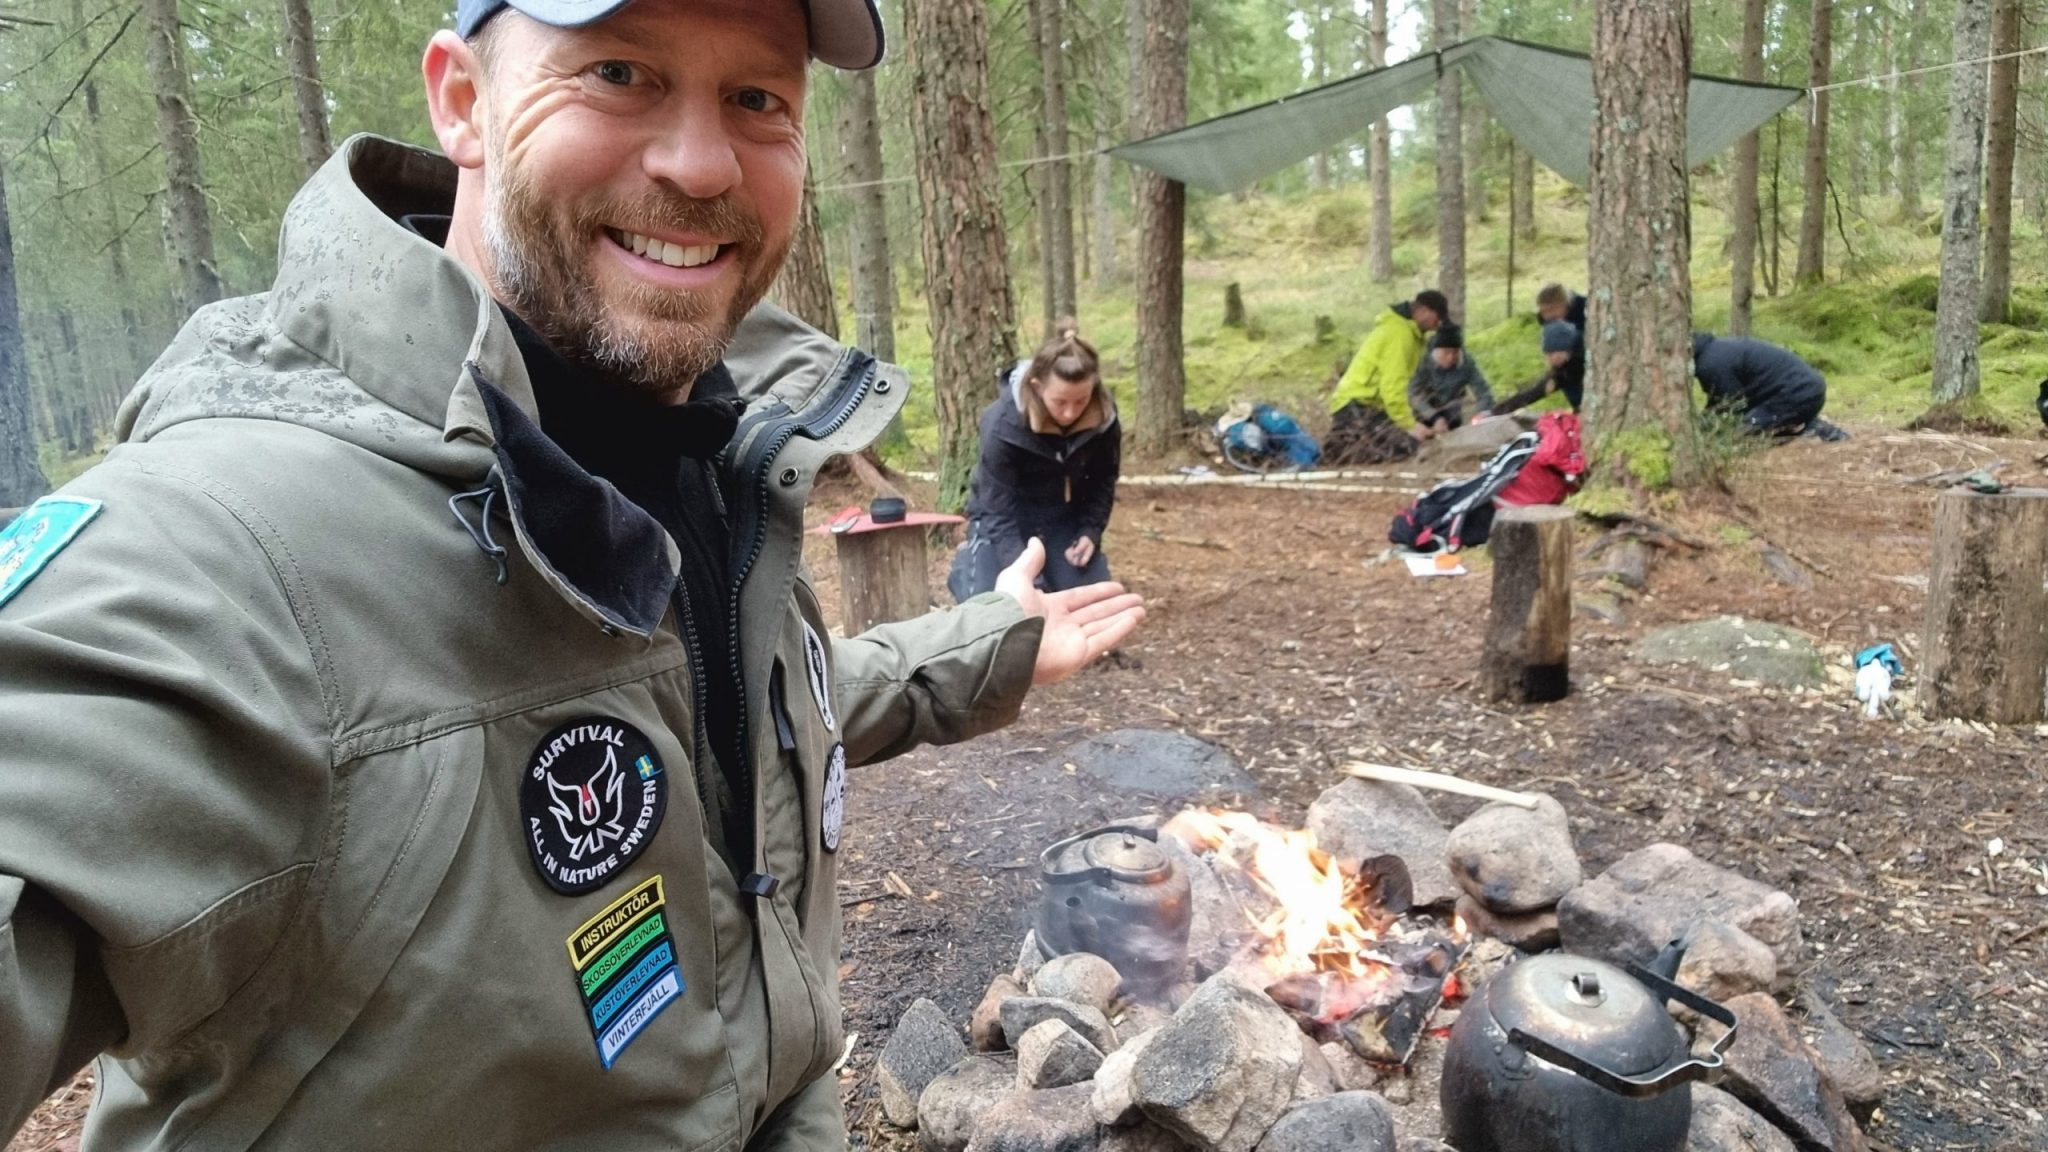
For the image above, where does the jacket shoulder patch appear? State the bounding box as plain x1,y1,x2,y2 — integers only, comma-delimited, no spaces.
0,497,103,609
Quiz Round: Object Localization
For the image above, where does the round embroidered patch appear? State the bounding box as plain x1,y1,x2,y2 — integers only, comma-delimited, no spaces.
521,717,668,895
821,743,847,853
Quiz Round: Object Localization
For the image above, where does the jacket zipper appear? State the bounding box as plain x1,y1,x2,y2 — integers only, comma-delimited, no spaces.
669,576,719,846
717,351,879,865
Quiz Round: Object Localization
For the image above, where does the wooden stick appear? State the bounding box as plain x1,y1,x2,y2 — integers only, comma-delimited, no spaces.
1343,762,1542,809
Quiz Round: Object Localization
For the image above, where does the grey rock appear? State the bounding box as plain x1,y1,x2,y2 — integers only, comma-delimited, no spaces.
1093,1029,1162,1126
1416,417,1528,469
1317,1041,1381,1093
1635,617,1825,689
1401,1143,1455,1152
1454,895,1561,952
1461,937,1517,990
966,1085,1102,1152
1675,922,1779,1011
1446,794,1582,914
1018,1020,1106,1090
1804,1003,1884,1122
1558,843,1803,983
883,998,972,1128
1686,1084,1798,1152
1063,729,1258,799
1255,1093,1398,1152
1114,1001,1174,1040
1018,931,1051,983
1033,953,1125,1015
1291,1033,1339,1104
1133,974,1304,1152
1718,994,1868,1152
923,1055,1022,1152
1099,1126,1192,1152
1306,779,1457,907
1002,997,1119,1053
975,974,1029,1052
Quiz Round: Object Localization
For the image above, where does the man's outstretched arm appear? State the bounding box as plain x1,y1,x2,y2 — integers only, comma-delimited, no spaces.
832,538,1145,766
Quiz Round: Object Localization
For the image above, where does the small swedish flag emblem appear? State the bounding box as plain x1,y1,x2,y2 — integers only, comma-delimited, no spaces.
636,755,660,780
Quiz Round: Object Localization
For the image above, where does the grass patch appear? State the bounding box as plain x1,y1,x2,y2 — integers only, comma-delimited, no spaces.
868,167,2046,468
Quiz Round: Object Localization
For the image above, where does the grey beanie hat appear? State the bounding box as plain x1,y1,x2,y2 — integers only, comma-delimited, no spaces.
1541,320,1578,354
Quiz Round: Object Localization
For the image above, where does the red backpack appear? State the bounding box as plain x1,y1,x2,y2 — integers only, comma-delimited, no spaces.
1494,411,1584,508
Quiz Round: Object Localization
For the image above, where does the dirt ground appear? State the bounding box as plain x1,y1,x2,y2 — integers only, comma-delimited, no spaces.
13,425,2048,1152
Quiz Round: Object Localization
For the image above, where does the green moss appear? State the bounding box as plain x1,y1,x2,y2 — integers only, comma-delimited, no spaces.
868,162,2047,470
1718,523,1755,546
1599,425,1676,489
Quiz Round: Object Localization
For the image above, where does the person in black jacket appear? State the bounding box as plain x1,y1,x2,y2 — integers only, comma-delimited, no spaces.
1482,319,1585,419
1691,332,1831,436
949,324,1122,601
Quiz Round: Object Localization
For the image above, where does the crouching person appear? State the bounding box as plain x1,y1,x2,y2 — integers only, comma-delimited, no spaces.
1407,322,1493,435
950,324,1122,601
1691,332,1842,439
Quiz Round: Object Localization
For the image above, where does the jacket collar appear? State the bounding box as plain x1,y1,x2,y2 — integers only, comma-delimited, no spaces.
265,135,539,446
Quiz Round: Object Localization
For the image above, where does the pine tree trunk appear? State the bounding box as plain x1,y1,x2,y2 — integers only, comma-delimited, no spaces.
908,0,1017,512
1729,0,1768,336
1795,0,1832,286
2025,39,2047,228
1133,0,1188,453
1461,0,1485,222
1896,0,1925,218
282,0,333,179
773,164,839,340
1091,1,1119,288
143,0,224,314
0,159,52,508
74,1,153,384
1843,11,1867,209
1981,0,2020,324
1433,0,1466,321
1513,145,1535,241
1367,0,1395,281
1931,0,1991,405
836,69,895,361
1587,0,1707,490
1037,0,1077,325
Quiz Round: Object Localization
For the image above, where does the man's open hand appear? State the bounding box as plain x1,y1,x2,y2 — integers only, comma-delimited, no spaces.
995,538,1146,685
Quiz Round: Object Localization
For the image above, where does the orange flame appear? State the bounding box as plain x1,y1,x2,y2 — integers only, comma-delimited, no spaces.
1164,809,1390,981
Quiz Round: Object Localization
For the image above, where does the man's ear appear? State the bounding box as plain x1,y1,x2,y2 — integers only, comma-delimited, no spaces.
424,30,488,169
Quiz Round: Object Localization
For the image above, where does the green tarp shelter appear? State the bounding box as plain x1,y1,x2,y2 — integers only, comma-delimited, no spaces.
1113,37,1806,193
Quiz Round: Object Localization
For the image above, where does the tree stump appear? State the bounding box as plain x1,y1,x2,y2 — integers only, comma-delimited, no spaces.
1222,282,1246,328
1480,506,1576,704
1921,487,2048,723
834,526,933,635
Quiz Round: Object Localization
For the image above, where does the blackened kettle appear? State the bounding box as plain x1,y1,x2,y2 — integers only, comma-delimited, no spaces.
1036,824,1192,998
1440,947,1738,1152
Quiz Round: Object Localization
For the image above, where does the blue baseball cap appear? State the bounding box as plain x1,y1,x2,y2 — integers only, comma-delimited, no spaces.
455,0,885,71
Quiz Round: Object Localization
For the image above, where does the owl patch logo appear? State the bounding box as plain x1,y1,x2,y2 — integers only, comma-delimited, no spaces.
522,717,667,895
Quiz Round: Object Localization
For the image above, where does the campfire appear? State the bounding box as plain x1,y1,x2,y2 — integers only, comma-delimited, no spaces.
875,775,1881,1152
1161,809,1468,1065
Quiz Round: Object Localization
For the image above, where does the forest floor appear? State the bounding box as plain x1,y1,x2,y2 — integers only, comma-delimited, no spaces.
12,424,2048,1152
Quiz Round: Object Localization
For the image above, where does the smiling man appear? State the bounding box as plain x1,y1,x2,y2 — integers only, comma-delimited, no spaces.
0,1,1144,1148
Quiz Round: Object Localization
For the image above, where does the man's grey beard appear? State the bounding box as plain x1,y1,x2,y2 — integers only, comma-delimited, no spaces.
480,161,786,397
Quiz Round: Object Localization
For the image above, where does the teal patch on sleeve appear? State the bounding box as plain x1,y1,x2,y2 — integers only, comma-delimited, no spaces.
0,497,104,609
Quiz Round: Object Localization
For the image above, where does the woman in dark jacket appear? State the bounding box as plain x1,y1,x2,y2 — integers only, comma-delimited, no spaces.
949,325,1122,601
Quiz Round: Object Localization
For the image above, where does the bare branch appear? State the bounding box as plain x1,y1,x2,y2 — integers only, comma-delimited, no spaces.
8,5,141,165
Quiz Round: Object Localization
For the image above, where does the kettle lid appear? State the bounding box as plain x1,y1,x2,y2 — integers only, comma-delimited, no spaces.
1041,823,1177,886
1485,953,1681,1078
1083,830,1171,881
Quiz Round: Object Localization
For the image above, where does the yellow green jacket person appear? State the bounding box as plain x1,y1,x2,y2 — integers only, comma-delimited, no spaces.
1330,291,1449,429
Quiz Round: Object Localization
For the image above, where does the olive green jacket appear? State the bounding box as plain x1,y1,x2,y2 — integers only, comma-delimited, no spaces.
0,136,1041,1151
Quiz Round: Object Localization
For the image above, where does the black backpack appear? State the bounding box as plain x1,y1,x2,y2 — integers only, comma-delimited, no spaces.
1387,431,1539,552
